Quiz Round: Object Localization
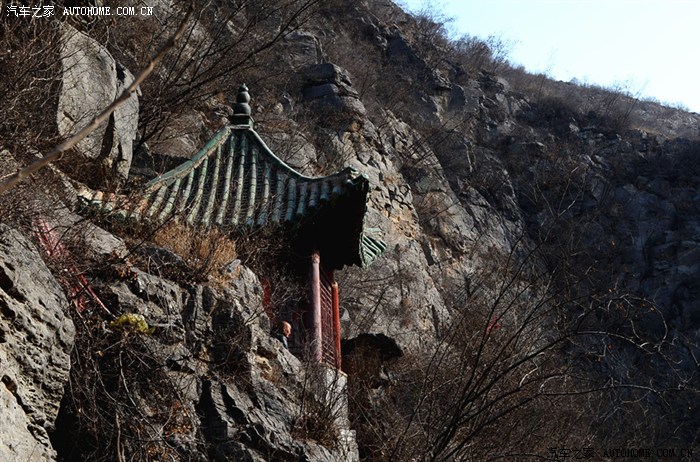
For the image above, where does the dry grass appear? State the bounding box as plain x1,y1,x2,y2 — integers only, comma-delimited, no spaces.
149,221,237,282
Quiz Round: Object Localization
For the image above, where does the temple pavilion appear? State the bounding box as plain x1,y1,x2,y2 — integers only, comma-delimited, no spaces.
80,85,385,368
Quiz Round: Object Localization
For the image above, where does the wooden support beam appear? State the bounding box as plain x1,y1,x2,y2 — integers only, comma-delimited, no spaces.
332,280,341,370
309,251,323,362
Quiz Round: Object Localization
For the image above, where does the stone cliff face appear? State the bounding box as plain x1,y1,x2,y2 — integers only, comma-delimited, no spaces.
1,0,699,460
0,222,359,461
0,225,75,461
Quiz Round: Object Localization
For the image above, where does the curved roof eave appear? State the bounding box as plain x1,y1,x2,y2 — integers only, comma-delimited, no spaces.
81,86,385,269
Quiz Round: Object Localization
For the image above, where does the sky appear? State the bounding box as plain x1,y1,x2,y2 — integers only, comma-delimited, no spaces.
399,0,700,113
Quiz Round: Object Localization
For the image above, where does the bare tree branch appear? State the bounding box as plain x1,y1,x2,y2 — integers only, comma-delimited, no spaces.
0,4,194,195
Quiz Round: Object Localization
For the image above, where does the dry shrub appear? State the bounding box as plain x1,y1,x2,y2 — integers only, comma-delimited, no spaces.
292,393,340,448
52,314,201,462
149,221,237,282
292,359,344,450
0,150,81,246
0,15,62,155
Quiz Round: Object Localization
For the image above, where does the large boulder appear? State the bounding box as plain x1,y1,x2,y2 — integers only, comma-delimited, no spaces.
281,29,323,68
0,225,75,461
303,63,367,126
57,24,138,189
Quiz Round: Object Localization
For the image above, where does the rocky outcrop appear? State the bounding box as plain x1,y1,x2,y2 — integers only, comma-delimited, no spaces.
303,63,367,126
181,267,360,461
57,24,139,189
592,137,700,335
0,225,75,462
50,258,358,461
3,0,700,458
281,30,324,68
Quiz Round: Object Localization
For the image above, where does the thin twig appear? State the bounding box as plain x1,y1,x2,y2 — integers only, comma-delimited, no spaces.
116,413,125,462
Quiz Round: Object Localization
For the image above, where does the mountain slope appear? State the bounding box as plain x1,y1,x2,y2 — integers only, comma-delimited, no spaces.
1,1,698,460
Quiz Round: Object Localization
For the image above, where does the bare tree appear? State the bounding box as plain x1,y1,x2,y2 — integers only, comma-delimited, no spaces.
342,140,699,460
0,5,194,195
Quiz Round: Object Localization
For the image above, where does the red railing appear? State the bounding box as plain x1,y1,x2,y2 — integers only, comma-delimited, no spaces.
33,217,111,316
320,267,337,367
265,253,343,369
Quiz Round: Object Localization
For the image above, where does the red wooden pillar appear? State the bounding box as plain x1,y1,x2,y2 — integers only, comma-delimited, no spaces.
331,281,341,370
309,251,323,362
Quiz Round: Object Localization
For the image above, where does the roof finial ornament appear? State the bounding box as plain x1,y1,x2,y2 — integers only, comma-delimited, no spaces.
232,84,253,127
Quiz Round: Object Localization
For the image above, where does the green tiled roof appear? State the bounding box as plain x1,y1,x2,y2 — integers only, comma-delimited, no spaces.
360,232,387,268
81,86,385,269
